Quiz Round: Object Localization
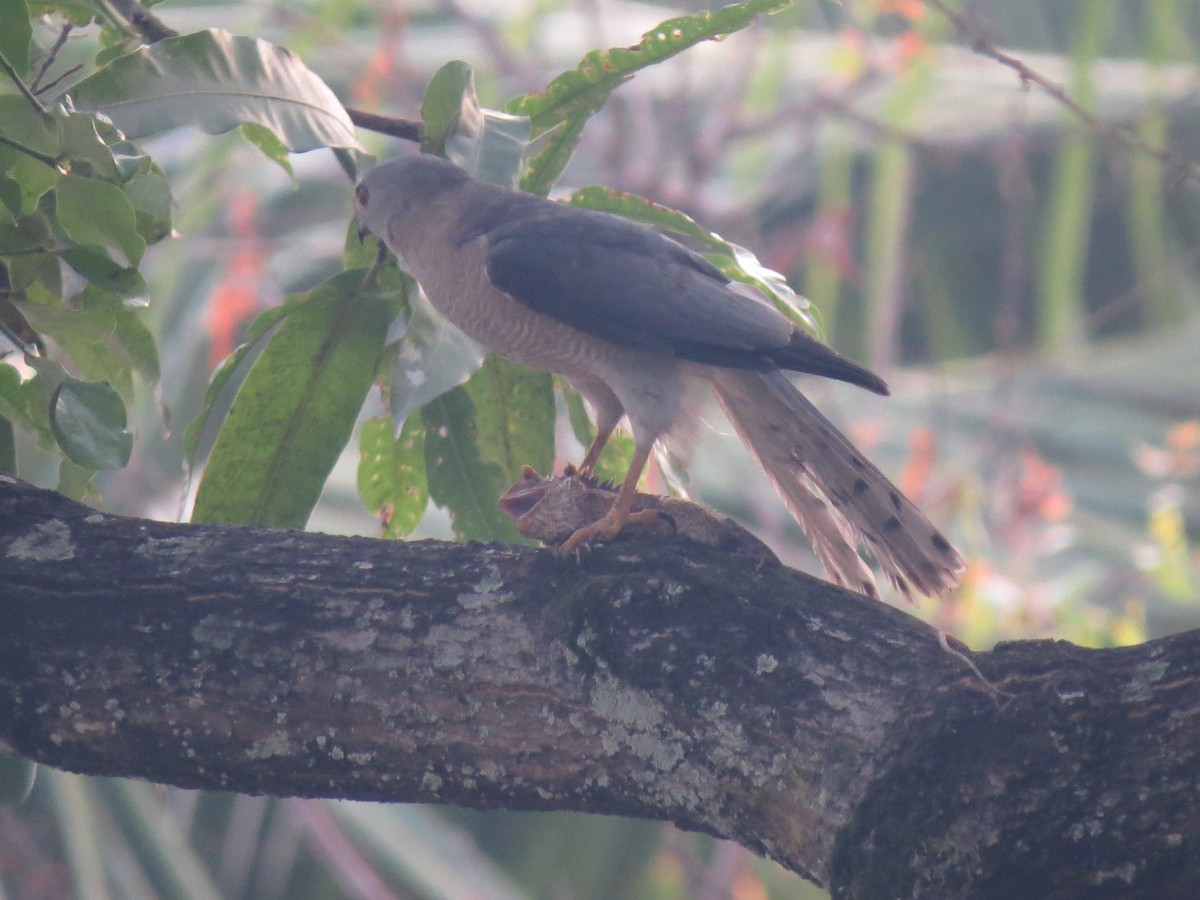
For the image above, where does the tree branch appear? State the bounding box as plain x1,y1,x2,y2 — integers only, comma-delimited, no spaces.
1,475,1197,898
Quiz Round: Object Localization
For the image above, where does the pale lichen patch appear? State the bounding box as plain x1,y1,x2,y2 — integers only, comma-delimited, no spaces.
755,654,778,675
320,628,378,653
192,614,239,651
246,730,295,759
7,520,75,562
457,566,514,609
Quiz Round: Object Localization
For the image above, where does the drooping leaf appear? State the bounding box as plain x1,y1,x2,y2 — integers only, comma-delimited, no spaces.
191,269,399,527
464,355,554,484
358,414,428,538
508,0,792,194
241,122,295,178
389,287,484,431
49,376,132,469
421,386,523,542
66,29,363,154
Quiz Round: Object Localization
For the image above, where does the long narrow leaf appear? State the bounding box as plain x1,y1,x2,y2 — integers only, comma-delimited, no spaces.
192,270,398,527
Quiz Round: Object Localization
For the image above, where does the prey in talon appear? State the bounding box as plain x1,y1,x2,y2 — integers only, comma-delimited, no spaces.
498,466,779,566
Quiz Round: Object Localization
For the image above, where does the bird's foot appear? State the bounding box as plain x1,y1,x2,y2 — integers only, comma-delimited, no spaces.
554,508,661,557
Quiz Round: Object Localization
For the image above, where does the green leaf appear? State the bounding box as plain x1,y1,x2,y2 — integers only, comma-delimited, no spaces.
0,415,14,474
420,61,473,155
59,246,147,298
0,175,20,220
67,29,363,153
508,0,791,194
57,111,119,179
15,287,157,396
121,164,173,245
49,377,132,469
464,355,554,484
191,270,397,527
357,414,428,538
0,95,58,158
183,303,287,466
421,386,523,542
55,173,144,264
0,753,36,805
0,364,31,429
0,155,58,215
567,185,814,331
241,122,295,178
0,208,53,257
0,0,32,78
56,456,99,501
420,61,530,187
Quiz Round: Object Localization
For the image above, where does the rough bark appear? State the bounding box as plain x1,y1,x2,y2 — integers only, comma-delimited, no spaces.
0,474,1197,898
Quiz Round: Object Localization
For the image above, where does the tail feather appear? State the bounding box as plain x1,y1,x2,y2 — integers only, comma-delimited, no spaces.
709,368,964,600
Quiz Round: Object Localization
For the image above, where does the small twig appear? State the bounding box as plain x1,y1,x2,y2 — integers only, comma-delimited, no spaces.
30,23,73,94
345,108,421,142
33,63,84,98
927,0,1200,191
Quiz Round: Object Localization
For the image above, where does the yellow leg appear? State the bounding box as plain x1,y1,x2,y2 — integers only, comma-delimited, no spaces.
576,419,617,478
556,442,658,556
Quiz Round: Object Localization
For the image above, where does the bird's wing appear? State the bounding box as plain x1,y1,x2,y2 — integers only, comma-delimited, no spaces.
478,208,794,369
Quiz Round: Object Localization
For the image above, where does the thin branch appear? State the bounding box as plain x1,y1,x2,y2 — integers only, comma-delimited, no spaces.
0,49,49,118
0,131,61,170
345,108,421,143
927,0,1200,190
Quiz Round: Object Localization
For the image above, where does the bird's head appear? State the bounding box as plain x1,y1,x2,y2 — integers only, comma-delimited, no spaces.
354,154,471,246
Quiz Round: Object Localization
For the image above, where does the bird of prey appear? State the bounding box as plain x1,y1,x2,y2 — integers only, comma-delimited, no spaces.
355,154,964,599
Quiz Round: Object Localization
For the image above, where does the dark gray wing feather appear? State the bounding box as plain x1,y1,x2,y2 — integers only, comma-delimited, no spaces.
482,207,794,369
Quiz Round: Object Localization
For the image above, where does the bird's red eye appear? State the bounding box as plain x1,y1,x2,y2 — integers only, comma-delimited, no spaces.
355,183,369,207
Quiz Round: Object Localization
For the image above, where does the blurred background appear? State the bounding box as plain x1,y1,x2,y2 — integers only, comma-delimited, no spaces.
4,0,1200,897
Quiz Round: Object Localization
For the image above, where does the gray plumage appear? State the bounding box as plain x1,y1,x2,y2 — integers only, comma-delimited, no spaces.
355,154,963,598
